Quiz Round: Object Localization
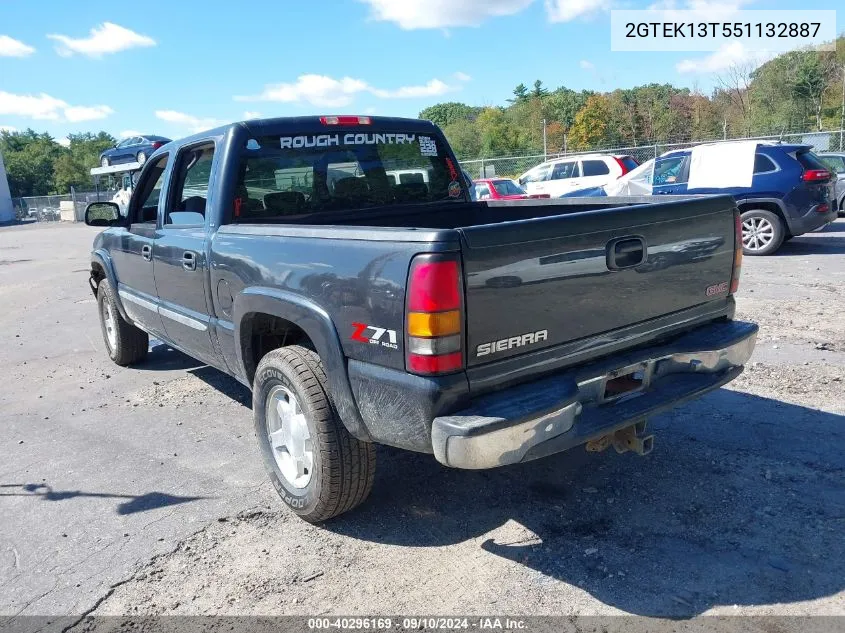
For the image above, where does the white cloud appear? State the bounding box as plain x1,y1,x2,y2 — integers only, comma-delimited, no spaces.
57,137,71,148
63,104,114,122
454,71,472,82
648,0,753,20
0,35,35,57
0,125,17,133
579,59,595,70
360,0,534,29
371,79,451,99
243,111,262,119
0,91,115,122
48,22,155,58
155,110,223,133
236,74,461,108
676,42,773,73
545,0,610,22
119,130,143,139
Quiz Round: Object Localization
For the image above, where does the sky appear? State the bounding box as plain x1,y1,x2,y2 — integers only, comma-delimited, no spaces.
0,0,842,143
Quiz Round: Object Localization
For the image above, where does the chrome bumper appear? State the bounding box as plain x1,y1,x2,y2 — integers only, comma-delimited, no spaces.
431,320,757,469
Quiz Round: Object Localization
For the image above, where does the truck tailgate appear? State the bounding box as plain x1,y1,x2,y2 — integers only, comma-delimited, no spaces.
460,196,737,367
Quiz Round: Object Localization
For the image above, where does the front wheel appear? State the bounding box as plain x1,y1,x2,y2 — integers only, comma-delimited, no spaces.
253,345,376,522
741,209,785,256
136,151,147,165
101,156,110,168
97,278,149,366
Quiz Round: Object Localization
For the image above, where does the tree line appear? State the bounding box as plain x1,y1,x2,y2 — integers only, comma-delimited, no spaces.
422,37,845,159
1,130,116,198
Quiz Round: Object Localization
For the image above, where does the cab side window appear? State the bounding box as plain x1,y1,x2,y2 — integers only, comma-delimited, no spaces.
129,155,169,225
166,143,215,226
551,161,579,180
653,156,687,185
521,164,551,184
474,184,491,200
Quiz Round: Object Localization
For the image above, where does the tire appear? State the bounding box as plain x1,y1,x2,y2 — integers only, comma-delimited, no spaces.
97,278,149,366
253,345,376,523
740,209,785,256
136,151,147,165
101,156,110,168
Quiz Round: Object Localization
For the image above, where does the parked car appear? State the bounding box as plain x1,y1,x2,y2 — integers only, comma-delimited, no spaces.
83,115,755,522
472,178,551,200
517,154,638,198
564,143,837,256
99,135,172,167
818,153,845,216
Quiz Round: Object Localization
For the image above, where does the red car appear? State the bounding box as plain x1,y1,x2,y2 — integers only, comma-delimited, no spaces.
472,178,550,200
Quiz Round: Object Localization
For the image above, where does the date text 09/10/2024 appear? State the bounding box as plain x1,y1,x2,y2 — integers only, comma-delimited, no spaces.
307,617,527,630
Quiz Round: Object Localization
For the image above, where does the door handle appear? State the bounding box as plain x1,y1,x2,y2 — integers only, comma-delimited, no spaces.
181,251,198,271
607,237,646,270
141,245,152,261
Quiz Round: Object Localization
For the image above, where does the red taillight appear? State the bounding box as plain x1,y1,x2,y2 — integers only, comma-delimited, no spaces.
319,115,372,126
731,210,743,294
802,169,830,182
407,260,460,312
151,141,163,149
613,156,631,177
406,255,464,376
816,203,830,214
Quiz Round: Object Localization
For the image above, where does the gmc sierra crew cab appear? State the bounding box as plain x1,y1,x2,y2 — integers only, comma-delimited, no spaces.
84,115,757,522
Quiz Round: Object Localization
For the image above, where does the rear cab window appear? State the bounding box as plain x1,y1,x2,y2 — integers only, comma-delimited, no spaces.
231,128,465,222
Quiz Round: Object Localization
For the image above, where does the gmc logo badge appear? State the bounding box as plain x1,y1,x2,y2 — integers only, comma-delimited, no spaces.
705,282,729,297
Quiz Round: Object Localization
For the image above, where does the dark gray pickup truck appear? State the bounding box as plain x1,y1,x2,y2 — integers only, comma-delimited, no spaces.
84,115,757,522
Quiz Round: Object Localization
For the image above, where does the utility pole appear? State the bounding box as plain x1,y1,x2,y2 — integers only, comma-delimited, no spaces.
542,119,547,159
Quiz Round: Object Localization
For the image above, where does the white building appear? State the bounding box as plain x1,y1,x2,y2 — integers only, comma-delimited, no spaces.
0,149,13,223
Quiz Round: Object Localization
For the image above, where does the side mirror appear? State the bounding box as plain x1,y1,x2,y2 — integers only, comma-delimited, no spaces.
85,202,122,227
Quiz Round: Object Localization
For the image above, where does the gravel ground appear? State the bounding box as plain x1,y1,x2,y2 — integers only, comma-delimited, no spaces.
1,220,844,622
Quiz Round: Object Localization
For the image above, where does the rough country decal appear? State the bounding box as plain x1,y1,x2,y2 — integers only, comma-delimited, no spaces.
351,322,399,350
476,330,549,357
280,133,416,149
705,281,729,297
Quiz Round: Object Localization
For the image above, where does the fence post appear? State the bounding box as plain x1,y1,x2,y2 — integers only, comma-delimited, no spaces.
480,158,486,179
653,144,658,159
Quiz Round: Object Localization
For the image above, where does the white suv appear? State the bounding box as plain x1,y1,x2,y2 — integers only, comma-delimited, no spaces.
518,154,638,198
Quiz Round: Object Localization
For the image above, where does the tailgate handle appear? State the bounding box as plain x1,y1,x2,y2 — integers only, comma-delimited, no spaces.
607,237,646,270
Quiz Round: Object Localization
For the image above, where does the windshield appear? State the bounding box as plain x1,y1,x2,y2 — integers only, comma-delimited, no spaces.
492,180,526,195
232,130,466,221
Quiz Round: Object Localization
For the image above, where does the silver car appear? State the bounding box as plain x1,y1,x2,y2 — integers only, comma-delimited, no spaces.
819,153,845,216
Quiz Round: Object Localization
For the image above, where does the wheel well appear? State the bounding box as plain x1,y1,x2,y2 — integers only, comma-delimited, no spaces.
240,312,313,383
737,201,789,234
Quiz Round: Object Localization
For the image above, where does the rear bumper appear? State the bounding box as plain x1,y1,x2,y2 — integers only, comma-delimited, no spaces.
431,320,757,469
787,204,838,235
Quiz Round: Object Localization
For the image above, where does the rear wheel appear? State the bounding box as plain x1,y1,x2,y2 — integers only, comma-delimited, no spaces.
136,151,147,165
253,345,376,522
101,156,110,168
740,209,784,256
97,278,149,365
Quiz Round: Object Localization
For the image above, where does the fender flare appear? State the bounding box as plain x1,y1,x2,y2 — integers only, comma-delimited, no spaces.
91,249,131,322
733,197,792,231
233,287,371,441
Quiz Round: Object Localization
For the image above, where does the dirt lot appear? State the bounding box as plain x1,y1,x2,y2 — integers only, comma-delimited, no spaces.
1,220,844,621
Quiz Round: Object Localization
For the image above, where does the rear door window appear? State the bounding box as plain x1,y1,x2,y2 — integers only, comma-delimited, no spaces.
232,130,464,222
582,160,610,177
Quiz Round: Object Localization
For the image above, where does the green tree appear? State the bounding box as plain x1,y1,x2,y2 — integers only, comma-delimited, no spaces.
418,102,481,128
531,80,548,98
53,132,116,193
441,118,482,158
0,129,61,197
509,83,529,104
568,94,612,150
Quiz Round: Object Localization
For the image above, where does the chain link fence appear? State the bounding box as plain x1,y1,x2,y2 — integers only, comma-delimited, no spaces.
459,129,845,180
12,190,116,223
